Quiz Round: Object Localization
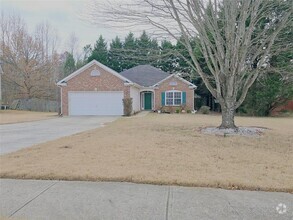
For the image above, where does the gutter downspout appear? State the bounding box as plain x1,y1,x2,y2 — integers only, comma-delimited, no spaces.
56,84,63,116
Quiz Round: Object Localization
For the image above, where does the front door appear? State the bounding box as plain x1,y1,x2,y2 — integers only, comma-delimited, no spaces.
144,93,152,110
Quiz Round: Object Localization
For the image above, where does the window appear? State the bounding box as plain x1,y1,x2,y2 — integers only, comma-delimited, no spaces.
169,81,177,86
90,69,100,76
165,91,182,106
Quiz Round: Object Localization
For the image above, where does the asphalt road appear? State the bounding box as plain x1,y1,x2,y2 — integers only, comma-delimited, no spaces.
0,116,118,155
0,179,292,220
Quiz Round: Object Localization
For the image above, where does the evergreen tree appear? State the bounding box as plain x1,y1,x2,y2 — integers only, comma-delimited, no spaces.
135,31,159,65
108,36,123,72
149,38,160,66
174,36,193,76
158,40,176,72
63,52,76,77
240,73,293,116
122,32,137,70
136,31,151,62
88,35,108,65
75,59,85,70
82,44,92,63
240,15,293,116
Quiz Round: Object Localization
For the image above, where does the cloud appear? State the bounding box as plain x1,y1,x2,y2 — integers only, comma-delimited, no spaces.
1,0,83,13
0,0,136,52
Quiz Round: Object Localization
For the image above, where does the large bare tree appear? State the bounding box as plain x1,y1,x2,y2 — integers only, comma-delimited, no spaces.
89,0,291,129
0,13,60,103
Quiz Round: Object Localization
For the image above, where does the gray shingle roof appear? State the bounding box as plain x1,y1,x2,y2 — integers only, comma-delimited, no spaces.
120,65,170,87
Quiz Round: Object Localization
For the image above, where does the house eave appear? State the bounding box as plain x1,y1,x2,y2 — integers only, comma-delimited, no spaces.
125,82,143,88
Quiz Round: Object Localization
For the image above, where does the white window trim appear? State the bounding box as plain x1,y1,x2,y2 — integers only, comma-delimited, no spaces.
165,90,182,106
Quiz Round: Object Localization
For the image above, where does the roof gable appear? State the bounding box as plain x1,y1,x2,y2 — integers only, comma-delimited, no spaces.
120,65,170,87
57,60,131,86
154,74,197,89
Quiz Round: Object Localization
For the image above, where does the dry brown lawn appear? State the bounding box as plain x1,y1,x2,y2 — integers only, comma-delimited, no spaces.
0,113,292,192
0,110,57,124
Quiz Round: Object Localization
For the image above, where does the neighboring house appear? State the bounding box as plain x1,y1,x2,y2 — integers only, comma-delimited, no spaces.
271,100,293,116
57,60,197,116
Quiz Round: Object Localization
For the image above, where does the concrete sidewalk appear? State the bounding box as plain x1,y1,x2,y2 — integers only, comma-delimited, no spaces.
0,179,292,220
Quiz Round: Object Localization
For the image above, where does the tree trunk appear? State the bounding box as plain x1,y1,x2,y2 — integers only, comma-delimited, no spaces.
219,106,237,129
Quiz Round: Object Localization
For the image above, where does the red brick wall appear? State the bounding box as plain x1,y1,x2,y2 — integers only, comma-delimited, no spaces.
271,100,293,116
154,76,194,111
61,64,130,115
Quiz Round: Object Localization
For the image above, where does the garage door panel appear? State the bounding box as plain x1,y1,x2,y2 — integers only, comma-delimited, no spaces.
69,92,123,116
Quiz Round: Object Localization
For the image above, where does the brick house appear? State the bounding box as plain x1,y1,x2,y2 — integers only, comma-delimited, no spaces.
57,60,197,116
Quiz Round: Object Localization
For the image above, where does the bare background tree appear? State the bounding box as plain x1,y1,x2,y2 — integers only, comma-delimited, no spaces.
0,13,60,105
67,32,80,61
88,0,292,129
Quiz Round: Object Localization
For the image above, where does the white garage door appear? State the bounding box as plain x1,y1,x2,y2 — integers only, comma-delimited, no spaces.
68,92,124,116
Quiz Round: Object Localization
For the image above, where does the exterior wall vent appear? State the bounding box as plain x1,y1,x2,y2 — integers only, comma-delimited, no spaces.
169,81,177,86
91,69,100,76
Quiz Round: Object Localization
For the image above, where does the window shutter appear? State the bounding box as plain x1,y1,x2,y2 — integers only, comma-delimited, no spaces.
182,92,186,105
161,92,165,106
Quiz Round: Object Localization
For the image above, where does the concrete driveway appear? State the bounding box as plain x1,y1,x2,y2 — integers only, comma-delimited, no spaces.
0,116,118,155
1,179,292,220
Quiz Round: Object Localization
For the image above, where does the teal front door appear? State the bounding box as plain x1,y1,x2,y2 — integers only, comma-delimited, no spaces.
144,93,152,110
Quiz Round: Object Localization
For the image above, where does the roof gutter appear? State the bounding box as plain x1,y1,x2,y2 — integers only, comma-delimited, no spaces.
124,82,143,89
56,81,67,86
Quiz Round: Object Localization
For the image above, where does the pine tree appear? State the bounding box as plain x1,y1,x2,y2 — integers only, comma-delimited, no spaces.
136,31,159,65
158,40,175,72
108,36,123,72
87,35,108,65
174,37,193,76
63,52,76,77
122,32,137,70
82,44,92,63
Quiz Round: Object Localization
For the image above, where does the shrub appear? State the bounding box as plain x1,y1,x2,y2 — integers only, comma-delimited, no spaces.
199,106,210,114
161,106,172,113
186,109,191,113
175,108,180,113
122,98,133,116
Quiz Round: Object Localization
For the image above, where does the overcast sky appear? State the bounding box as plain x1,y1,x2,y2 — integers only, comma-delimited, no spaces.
0,0,133,52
